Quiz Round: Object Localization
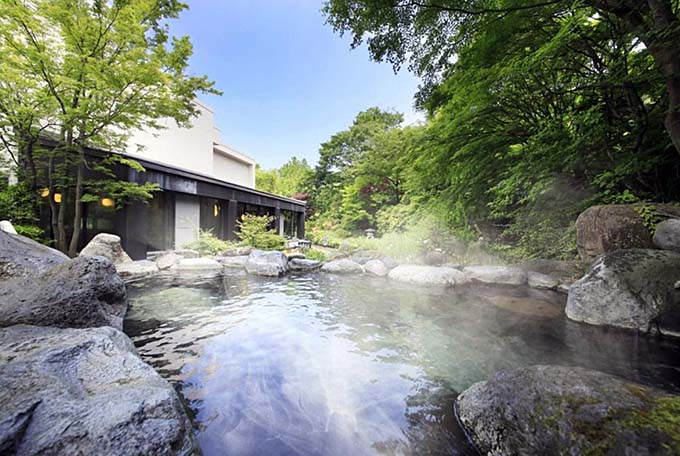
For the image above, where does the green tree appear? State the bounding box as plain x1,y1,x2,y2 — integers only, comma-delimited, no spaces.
323,0,680,156
255,157,313,198
0,0,218,255
320,0,680,258
255,165,279,194
311,108,403,216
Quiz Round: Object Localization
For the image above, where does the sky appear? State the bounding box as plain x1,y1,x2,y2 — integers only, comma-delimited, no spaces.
169,0,422,169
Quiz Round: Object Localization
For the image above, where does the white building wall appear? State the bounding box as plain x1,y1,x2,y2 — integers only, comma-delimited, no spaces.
128,102,215,176
126,99,260,247
212,150,254,187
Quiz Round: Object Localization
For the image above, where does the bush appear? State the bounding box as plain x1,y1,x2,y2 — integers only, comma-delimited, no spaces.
236,214,285,250
0,179,45,242
302,247,326,261
183,229,235,256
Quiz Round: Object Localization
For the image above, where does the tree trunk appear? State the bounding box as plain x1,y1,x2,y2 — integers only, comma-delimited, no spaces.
47,153,58,244
68,145,85,257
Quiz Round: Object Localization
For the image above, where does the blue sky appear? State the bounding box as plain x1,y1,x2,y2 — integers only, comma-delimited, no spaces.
170,0,422,169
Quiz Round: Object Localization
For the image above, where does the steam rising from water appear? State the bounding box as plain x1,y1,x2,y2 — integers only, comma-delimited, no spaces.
125,273,680,455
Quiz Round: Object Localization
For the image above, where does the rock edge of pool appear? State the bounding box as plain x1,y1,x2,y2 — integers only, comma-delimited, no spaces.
1,230,679,456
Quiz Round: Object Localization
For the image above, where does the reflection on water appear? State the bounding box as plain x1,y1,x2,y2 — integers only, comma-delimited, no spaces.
124,272,680,456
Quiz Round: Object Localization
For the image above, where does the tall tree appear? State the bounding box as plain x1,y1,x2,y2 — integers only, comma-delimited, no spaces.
0,0,218,255
323,0,680,155
312,108,403,214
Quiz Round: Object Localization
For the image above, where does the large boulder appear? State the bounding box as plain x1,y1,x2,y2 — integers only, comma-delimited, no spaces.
457,365,680,456
653,218,680,253
364,259,389,277
321,259,364,274
463,265,527,286
575,204,680,261
0,256,127,330
289,258,323,272
0,230,67,280
388,265,470,286
245,250,289,277
0,325,197,455
566,249,680,333
79,233,132,265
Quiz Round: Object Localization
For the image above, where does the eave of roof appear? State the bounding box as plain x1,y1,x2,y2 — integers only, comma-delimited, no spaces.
38,136,306,207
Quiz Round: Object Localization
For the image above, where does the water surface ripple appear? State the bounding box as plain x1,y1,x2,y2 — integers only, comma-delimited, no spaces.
124,272,680,455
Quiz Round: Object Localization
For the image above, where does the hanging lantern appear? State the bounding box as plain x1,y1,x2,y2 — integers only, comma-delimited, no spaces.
100,197,114,208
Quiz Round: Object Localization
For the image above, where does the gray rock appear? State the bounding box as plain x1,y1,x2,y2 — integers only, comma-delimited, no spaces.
173,249,200,259
423,250,447,266
221,246,253,257
349,255,372,265
0,256,127,330
576,204,680,261
653,218,680,252
116,260,160,280
215,255,249,268
0,230,67,280
171,258,223,277
0,220,17,234
245,250,289,277
519,258,586,280
289,258,323,271
155,252,182,270
566,249,680,332
379,257,400,270
527,271,560,290
364,259,389,277
457,365,679,456
79,233,132,265
321,259,364,274
0,325,197,455
463,265,527,285
388,265,470,286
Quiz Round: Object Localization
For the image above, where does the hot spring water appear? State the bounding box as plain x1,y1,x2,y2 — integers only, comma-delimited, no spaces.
124,272,680,455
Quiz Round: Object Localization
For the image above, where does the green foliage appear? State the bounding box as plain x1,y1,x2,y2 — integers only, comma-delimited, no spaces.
182,229,235,256
634,205,666,235
236,214,286,251
311,108,404,218
256,157,313,198
0,178,44,241
0,0,218,254
626,396,680,454
302,248,327,262
312,0,680,260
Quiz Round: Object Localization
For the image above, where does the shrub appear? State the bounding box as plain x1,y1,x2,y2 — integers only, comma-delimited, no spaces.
183,229,235,256
0,179,45,242
236,214,285,250
303,247,326,261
